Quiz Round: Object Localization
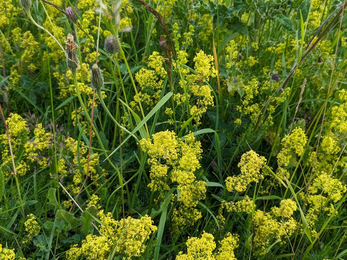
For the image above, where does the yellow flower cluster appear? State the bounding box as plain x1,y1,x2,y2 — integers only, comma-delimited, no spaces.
222,195,254,214
0,0,19,29
0,114,51,177
253,199,297,255
64,137,106,196
74,235,110,260
67,212,157,260
225,40,238,69
234,77,264,122
176,231,239,260
87,194,101,209
140,131,205,206
177,50,215,124
103,213,157,258
225,150,267,193
24,214,41,238
133,52,167,111
171,207,202,234
24,124,52,168
140,131,206,233
309,172,346,203
329,89,347,134
156,0,177,20
197,14,213,43
277,127,307,167
0,244,16,260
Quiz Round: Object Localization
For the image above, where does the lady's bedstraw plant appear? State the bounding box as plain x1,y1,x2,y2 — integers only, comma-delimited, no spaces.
66,212,157,260
225,150,267,193
140,131,207,233
176,231,239,260
20,0,67,58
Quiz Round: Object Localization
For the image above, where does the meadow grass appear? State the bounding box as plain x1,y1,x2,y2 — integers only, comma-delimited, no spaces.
1,0,347,259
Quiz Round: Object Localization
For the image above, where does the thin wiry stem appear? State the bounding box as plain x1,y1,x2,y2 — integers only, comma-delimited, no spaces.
70,89,96,212
0,105,25,217
26,11,67,58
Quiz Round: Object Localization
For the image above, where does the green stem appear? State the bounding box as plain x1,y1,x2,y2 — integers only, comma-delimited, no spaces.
27,11,66,58
116,37,149,137
96,89,137,139
72,71,125,216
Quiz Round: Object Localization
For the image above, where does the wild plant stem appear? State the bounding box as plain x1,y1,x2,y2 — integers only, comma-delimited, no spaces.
27,11,67,57
72,71,125,215
0,104,25,217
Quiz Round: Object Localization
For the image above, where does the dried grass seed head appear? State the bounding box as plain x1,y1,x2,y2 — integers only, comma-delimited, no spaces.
65,33,79,71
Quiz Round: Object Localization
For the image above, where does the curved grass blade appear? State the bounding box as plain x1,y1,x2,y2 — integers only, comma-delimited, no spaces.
104,92,173,161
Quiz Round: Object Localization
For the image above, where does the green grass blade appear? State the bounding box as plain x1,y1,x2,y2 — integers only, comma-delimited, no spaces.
105,92,173,161
0,167,4,202
153,207,168,260
55,96,75,110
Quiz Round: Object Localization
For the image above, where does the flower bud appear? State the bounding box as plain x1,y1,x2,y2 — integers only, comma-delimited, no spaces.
65,34,79,71
91,63,104,90
271,73,280,82
104,35,119,54
20,0,32,12
66,7,79,23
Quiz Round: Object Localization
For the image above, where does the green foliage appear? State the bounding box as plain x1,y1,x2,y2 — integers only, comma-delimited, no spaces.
1,0,347,259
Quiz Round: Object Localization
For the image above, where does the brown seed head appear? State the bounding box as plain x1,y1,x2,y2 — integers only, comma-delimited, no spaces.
65,34,79,71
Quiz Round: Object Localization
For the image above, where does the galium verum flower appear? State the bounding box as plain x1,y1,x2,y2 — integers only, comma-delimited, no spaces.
104,35,119,54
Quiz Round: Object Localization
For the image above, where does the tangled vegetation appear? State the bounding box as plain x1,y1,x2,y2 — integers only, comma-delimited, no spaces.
1,0,347,259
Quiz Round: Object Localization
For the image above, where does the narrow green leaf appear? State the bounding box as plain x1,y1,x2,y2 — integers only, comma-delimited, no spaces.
151,188,175,219
218,32,240,55
336,249,347,259
292,0,304,8
99,131,109,150
0,75,10,87
198,202,220,230
55,96,75,110
105,92,173,161
119,99,148,139
205,182,223,188
5,79,44,114
256,195,282,200
295,0,310,22
181,128,215,141
153,208,167,260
